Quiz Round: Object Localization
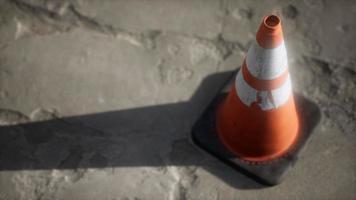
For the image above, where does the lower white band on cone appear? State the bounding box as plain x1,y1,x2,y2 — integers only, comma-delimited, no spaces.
235,70,291,110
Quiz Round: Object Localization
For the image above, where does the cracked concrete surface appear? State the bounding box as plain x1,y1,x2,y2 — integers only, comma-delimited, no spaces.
0,0,355,199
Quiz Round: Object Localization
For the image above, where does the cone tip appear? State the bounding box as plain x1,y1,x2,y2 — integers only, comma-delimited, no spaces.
263,15,281,30
256,15,283,48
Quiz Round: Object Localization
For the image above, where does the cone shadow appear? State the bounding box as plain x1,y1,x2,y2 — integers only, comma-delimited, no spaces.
0,71,254,189
0,71,321,189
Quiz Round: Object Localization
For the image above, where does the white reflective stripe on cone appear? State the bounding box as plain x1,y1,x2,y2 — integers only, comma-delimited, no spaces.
235,70,292,110
246,41,288,80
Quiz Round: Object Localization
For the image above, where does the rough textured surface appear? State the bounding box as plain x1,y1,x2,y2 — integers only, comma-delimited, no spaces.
0,0,355,199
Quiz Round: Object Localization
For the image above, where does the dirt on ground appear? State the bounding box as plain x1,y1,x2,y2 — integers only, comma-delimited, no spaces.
0,0,355,199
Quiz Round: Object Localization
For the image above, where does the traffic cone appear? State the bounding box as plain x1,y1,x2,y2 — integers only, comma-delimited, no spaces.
191,15,320,185
216,15,299,162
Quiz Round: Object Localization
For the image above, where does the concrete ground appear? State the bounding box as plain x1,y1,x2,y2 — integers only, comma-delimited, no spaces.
0,0,355,199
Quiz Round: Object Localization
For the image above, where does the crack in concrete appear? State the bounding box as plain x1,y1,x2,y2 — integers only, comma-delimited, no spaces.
8,0,245,54
8,0,159,49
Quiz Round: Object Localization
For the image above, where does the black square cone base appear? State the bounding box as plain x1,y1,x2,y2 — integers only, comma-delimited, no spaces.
191,77,321,186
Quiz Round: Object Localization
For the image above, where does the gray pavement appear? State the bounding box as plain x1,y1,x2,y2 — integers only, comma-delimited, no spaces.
0,0,355,199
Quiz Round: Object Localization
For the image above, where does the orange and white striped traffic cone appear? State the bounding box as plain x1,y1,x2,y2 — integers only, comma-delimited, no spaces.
216,15,299,162
191,15,320,185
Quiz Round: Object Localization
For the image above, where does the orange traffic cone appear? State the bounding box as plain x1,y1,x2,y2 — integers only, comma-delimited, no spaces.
216,15,299,162
191,15,320,185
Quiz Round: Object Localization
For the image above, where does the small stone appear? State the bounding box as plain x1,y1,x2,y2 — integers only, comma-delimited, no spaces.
30,108,59,121
0,109,29,125
14,18,32,40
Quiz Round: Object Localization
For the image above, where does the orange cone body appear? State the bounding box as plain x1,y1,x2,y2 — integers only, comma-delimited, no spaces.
216,15,299,162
